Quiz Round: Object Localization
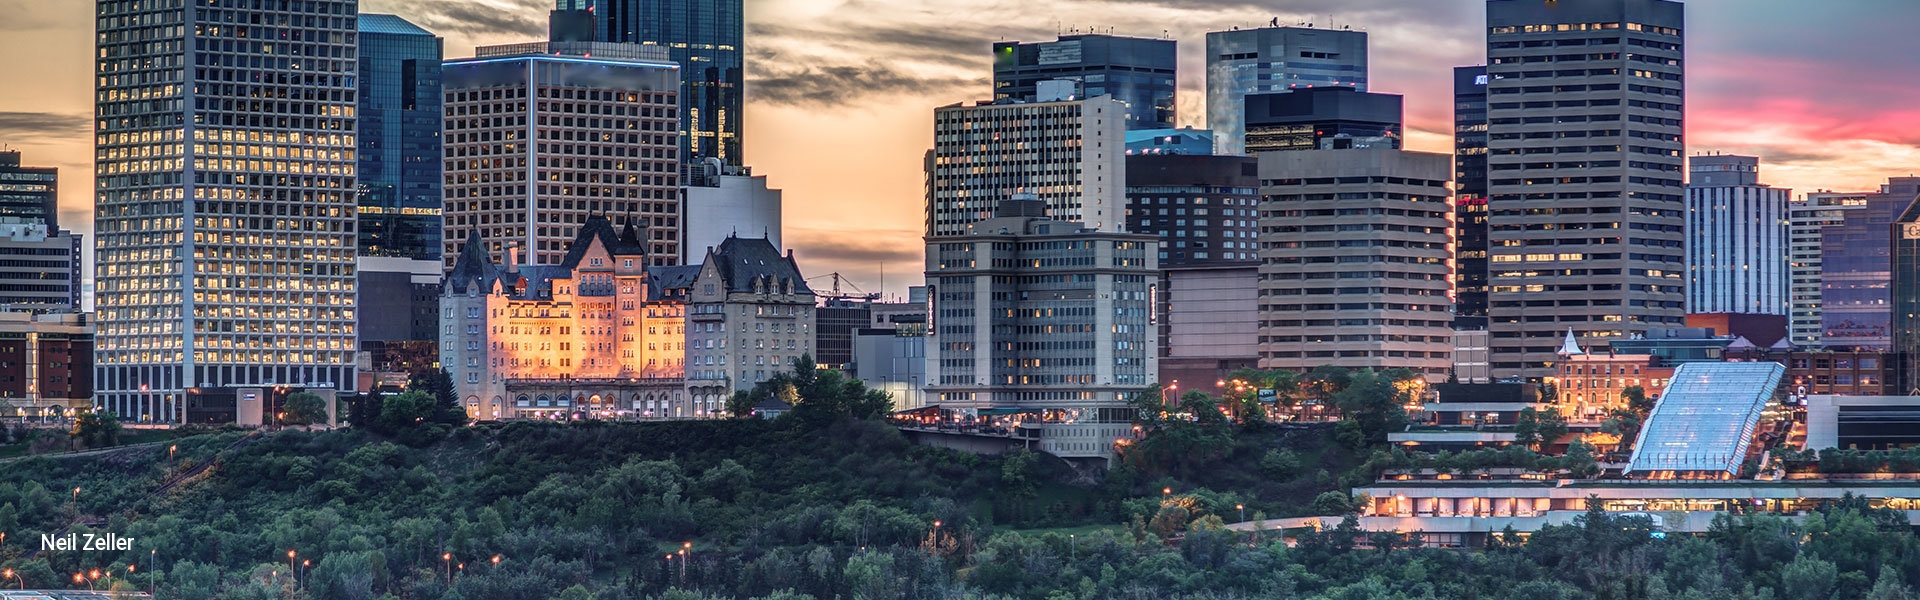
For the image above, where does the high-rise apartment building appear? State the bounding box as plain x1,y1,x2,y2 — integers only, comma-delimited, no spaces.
1242,87,1401,155
1205,26,1368,156
1255,148,1455,381
991,34,1177,130
926,96,1127,237
1788,191,1870,347
1454,66,1491,322
1685,155,1790,316
94,0,361,421
0,151,59,229
559,0,744,166
357,14,444,261
1818,178,1920,351
1484,0,1687,379
924,198,1156,458
441,41,682,270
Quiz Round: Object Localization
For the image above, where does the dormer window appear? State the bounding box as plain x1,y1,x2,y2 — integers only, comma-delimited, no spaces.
624,260,633,268
591,258,604,266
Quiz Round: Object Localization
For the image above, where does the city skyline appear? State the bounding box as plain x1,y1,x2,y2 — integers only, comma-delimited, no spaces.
3,0,1919,301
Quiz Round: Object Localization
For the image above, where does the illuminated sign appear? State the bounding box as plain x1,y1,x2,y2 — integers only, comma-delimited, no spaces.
1474,74,1489,86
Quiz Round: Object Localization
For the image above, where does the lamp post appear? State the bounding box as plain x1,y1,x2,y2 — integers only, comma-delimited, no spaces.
4,568,20,590
1237,503,1246,523
288,549,297,578
442,552,452,584
302,559,309,589
1069,534,1076,560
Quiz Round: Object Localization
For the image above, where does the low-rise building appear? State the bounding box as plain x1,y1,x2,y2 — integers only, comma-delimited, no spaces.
0,312,92,420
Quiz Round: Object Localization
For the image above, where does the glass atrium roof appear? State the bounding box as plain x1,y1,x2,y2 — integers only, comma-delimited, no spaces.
1624,362,1785,476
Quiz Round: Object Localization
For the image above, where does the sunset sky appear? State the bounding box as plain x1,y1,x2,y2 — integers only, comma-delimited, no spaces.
2,0,1918,300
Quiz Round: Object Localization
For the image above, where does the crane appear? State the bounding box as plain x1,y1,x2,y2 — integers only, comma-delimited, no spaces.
805,272,881,303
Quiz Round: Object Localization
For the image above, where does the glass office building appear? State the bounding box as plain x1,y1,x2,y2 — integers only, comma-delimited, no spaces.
357,14,443,261
1820,178,1920,351
992,34,1177,130
1454,66,1490,322
560,0,743,166
0,151,59,229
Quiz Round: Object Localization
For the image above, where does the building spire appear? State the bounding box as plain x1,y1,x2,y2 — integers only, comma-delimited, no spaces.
1556,328,1584,357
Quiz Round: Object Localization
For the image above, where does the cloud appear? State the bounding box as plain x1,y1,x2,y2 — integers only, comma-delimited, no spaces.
0,112,89,142
369,0,546,39
788,229,923,266
749,61,987,107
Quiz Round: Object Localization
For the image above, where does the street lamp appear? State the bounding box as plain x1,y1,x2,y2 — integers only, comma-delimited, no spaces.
443,552,452,584
491,555,501,566
288,549,297,576
1237,503,1246,522
3,568,20,590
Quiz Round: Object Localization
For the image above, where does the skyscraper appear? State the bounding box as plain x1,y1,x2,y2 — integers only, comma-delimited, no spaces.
356,14,444,261
440,41,682,269
1453,66,1491,322
0,150,59,229
1890,197,1920,393
926,96,1127,237
1241,87,1401,155
1205,26,1368,155
1484,0,1686,379
95,0,361,421
562,0,744,166
1255,147,1455,381
1685,155,1790,316
991,34,1177,130
1788,191,1870,347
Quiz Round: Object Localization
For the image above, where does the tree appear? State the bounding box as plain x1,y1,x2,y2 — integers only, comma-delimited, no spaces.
1513,407,1568,451
283,391,329,426
1621,385,1654,413
1305,365,1354,401
376,390,436,433
726,390,759,418
409,368,468,426
759,354,894,424
69,409,122,448
1330,370,1412,445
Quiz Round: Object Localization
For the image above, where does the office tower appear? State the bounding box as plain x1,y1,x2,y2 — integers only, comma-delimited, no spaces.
356,15,444,261
814,298,872,371
682,161,781,262
564,0,744,166
1454,66,1491,323
441,41,682,270
1817,178,1920,351
1788,192,1870,347
684,236,817,412
926,96,1127,237
1685,155,1790,316
1255,148,1455,380
1126,154,1260,387
1242,87,1401,155
1484,0,1686,379
94,0,360,422
1205,26,1368,155
441,216,687,420
924,197,1156,458
991,34,1177,130
0,151,59,229
0,220,81,313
